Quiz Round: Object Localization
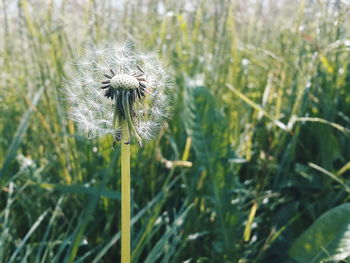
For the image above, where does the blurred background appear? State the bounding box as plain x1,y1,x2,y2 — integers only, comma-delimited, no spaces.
1,0,350,262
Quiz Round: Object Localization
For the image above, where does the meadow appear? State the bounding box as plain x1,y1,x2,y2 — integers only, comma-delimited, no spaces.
1,0,350,262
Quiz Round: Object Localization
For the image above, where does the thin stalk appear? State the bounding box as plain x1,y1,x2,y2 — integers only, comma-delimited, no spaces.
121,121,130,263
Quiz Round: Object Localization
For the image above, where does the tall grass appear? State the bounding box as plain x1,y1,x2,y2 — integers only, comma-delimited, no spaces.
0,0,350,262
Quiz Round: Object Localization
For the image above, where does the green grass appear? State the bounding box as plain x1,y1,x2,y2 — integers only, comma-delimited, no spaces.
1,0,350,262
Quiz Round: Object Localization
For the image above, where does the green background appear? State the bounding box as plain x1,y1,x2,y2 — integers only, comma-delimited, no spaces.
1,0,350,262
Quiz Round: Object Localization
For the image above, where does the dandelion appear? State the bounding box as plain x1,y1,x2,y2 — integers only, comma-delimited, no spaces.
64,41,172,263
64,42,171,147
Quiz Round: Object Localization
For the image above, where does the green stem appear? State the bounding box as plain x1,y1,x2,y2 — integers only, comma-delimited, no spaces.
121,121,130,263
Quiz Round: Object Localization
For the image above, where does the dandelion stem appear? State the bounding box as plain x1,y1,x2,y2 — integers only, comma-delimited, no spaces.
121,121,130,263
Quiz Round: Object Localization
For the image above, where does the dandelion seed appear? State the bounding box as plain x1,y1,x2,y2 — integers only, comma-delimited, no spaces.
64,42,171,146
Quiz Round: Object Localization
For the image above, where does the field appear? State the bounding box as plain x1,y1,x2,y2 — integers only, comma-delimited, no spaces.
1,0,350,262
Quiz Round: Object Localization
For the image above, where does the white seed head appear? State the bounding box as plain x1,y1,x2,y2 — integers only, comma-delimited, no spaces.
110,74,139,90
63,42,172,144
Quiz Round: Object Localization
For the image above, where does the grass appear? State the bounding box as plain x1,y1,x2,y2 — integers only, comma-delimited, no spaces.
0,0,350,262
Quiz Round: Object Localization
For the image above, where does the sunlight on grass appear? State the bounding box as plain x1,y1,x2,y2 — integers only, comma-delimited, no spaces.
0,0,350,262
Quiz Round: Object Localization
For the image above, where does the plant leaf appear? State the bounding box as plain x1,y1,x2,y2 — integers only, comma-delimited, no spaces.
0,87,44,178
289,203,350,262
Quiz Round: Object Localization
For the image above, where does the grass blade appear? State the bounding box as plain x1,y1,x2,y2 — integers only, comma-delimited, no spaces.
0,87,44,178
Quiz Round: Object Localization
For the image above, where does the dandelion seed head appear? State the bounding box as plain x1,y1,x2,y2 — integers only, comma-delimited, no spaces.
64,41,171,145
110,74,140,90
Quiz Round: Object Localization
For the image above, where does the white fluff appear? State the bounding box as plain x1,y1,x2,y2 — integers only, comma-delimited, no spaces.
64,42,171,142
